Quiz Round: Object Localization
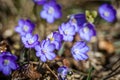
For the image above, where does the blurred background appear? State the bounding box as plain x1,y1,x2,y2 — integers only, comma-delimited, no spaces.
0,0,120,80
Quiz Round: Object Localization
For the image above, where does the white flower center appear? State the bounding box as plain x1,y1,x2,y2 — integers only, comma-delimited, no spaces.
64,30,69,35
4,59,9,65
42,49,47,53
104,11,110,17
83,27,89,33
74,49,79,54
28,39,34,44
47,33,54,41
23,25,29,32
48,7,54,14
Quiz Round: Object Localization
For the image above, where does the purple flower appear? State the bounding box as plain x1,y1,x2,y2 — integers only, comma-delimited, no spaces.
15,19,35,36
98,4,116,22
47,31,63,50
40,0,62,23
33,0,47,5
68,18,79,33
0,52,18,75
21,33,39,48
58,66,69,80
71,41,89,61
78,23,96,41
35,39,56,62
70,13,87,27
59,22,76,42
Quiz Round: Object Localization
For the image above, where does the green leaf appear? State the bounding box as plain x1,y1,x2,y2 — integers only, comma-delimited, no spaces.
86,67,94,80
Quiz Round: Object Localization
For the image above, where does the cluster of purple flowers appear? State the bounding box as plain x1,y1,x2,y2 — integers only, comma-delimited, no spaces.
56,3,116,79
34,0,62,23
63,13,95,61
15,19,39,49
0,52,18,75
15,19,57,62
14,1,117,79
15,2,117,63
15,14,96,63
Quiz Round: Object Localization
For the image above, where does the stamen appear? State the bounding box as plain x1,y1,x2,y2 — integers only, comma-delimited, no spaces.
50,37,54,41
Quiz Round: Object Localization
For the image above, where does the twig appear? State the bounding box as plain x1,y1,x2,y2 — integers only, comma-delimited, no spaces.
102,57,120,71
102,69,120,80
37,61,44,71
45,63,59,80
102,63,120,80
111,57,120,70
30,61,39,65
72,69,88,76
108,64,120,75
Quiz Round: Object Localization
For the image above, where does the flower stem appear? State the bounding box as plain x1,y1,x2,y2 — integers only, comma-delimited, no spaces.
58,42,65,56
27,48,31,63
19,47,26,63
87,67,94,80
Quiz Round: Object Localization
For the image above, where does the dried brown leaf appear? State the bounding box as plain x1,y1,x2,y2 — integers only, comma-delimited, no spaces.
0,40,9,52
99,40,115,54
12,63,41,80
